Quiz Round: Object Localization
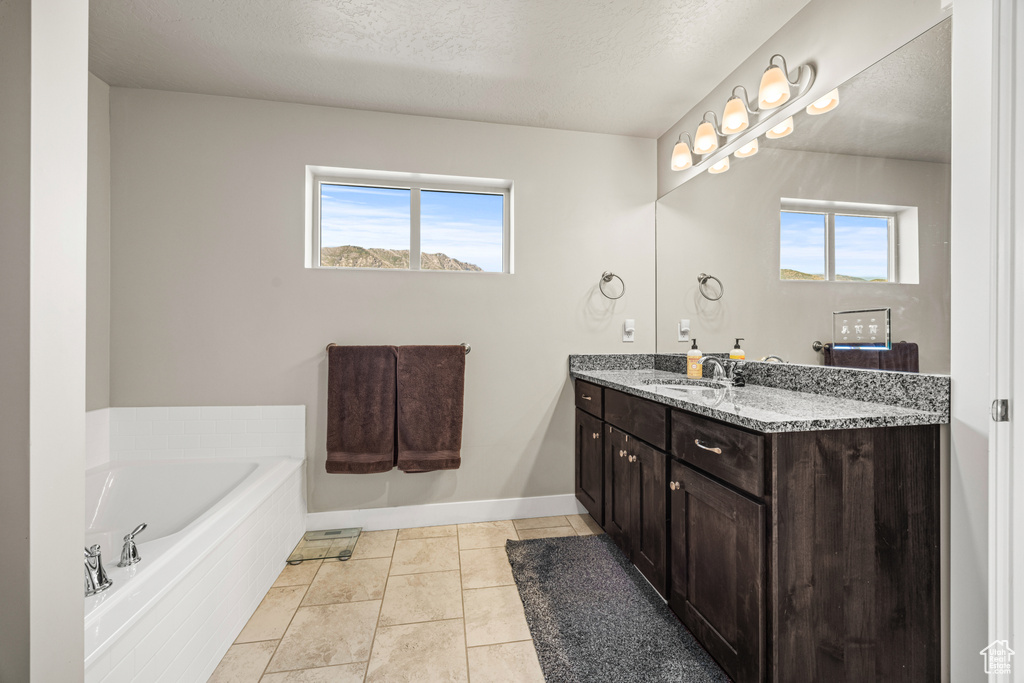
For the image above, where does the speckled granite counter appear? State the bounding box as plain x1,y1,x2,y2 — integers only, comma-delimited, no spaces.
569,355,950,433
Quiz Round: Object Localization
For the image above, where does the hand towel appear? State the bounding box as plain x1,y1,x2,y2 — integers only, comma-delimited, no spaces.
396,345,465,473
326,345,398,474
824,341,920,373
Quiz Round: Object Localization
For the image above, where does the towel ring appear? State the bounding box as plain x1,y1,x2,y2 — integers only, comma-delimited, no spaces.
599,271,625,300
697,273,724,301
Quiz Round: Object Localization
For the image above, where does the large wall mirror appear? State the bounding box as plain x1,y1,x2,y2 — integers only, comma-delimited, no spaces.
655,18,951,373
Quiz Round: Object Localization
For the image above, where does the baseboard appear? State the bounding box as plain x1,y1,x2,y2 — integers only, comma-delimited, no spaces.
307,493,588,532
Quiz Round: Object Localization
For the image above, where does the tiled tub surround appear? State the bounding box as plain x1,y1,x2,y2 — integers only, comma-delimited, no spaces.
569,355,949,432
207,514,603,683
84,406,306,683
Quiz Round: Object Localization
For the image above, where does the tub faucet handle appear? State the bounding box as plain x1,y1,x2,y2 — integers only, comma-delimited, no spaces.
118,523,147,568
85,544,113,596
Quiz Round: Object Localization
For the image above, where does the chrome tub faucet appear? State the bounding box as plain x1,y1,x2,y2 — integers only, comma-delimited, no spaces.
84,545,112,597
118,523,147,568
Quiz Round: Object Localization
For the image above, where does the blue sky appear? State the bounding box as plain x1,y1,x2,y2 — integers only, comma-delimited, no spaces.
780,211,890,280
780,211,825,276
320,184,504,272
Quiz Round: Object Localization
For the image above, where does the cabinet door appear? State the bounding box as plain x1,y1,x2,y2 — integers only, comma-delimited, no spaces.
630,439,666,596
671,461,764,683
574,409,603,524
603,425,632,555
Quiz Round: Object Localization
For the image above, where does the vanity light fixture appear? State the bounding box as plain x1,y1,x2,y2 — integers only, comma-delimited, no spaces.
758,54,800,109
721,87,755,134
734,138,759,158
708,157,730,174
694,113,722,155
671,133,694,171
765,116,794,139
806,88,839,115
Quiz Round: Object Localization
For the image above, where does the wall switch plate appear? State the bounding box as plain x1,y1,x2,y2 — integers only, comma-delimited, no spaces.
678,319,691,342
623,319,635,343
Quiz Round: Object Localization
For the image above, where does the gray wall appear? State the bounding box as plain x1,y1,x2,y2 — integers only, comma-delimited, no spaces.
88,74,112,411
656,147,951,373
0,0,88,680
108,88,656,514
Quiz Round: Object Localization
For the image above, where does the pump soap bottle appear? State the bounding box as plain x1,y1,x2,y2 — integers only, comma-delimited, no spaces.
687,339,703,378
730,338,746,361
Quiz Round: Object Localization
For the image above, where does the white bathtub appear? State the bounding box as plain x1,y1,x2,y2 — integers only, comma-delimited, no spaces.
84,456,305,682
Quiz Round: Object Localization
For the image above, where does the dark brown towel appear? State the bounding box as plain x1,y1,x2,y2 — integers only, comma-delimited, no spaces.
824,341,919,373
326,345,398,474
396,346,465,473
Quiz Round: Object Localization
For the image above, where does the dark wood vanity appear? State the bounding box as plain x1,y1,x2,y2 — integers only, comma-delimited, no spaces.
574,378,940,682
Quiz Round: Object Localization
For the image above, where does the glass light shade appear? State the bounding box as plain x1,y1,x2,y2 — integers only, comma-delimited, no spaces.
694,121,719,154
708,157,730,174
758,65,791,109
721,97,749,134
765,116,794,139
806,88,839,115
735,138,759,158
671,140,693,171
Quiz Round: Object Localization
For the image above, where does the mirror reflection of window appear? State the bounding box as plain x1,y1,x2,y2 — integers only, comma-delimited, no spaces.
780,210,826,280
834,214,892,282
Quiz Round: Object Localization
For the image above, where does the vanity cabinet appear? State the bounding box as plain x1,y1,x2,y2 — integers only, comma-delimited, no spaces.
574,408,604,524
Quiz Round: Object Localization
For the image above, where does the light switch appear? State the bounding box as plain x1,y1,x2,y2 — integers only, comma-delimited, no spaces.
678,319,691,342
623,319,635,343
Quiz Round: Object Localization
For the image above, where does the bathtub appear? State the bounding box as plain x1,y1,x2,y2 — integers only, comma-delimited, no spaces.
84,456,305,682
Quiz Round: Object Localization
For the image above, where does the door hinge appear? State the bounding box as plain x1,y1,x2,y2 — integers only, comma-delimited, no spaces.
992,399,1010,422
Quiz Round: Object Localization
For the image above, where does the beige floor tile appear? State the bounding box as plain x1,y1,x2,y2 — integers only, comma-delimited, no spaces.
512,515,569,530
389,536,460,575
463,585,532,647
365,619,468,683
378,570,463,626
459,548,514,590
566,513,604,536
396,525,457,541
207,640,276,682
348,529,397,559
272,560,322,588
266,601,380,673
258,662,367,683
235,585,306,643
302,557,390,606
516,526,577,540
457,520,518,550
467,641,545,683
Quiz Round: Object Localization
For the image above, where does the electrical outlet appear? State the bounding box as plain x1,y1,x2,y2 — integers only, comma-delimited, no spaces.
623,319,635,343
678,319,691,342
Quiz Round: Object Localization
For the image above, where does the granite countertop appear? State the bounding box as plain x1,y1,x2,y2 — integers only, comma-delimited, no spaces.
571,367,949,433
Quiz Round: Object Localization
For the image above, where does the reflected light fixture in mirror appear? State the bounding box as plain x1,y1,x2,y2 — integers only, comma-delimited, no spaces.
709,157,730,174
694,114,721,154
735,138,759,158
671,133,694,171
721,91,750,134
806,88,840,115
766,116,794,139
758,54,796,109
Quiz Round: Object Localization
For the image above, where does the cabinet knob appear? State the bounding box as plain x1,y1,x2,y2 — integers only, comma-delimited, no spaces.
592,432,599,439
669,481,680,491
694,438,723,454
628,455,636,463
619,449,626,458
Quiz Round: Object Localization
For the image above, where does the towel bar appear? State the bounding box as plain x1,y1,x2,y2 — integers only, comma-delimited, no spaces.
325,342,471,355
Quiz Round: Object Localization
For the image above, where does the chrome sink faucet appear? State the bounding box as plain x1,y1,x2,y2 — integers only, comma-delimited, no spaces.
118,523,147,568
84,545,112,597
698,356,727,381
700,356,746,386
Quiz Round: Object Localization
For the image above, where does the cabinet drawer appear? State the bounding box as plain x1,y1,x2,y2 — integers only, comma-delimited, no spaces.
605,388,667,451
671,411,764,497
575,380,603,418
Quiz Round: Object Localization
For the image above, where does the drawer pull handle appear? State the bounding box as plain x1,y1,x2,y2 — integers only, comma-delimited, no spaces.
581,394,592,401
694,439,722,454
669,481,680,491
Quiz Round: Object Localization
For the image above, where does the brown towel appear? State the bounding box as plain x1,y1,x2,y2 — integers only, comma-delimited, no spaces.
326,345,398,474
396,346,465,473
824,341,919,373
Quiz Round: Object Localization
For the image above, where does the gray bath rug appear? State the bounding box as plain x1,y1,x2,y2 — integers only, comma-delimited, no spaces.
506,534,729,683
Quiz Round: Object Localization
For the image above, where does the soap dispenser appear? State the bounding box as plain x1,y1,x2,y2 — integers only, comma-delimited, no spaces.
730,338,746,361
687,339,703,378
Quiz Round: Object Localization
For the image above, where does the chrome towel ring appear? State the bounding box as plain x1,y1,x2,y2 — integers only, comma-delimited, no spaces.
697,273,724,301
599,271,625,300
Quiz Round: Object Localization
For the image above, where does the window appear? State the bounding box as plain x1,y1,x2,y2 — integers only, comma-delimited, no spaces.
780,200,903,283
307,167,511,273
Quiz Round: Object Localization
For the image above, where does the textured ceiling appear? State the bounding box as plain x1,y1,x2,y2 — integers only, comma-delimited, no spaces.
89,0,811,138
773,18,951,163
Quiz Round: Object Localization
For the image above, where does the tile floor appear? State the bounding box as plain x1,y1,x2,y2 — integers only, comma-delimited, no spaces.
208,513,604,682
